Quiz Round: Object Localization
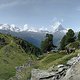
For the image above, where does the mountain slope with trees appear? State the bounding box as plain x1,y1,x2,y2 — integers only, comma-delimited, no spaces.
0,33,41,80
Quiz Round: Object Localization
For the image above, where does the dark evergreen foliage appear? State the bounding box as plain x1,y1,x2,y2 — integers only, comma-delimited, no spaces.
60,35,66,50
14,38,42,56
60,29,76,50
0,33,42,57
66,29,75,44
41,34,55,53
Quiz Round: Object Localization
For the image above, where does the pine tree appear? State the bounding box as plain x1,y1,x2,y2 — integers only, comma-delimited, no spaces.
60,35,66,50
66,29,75,44
41,34,55,53
60,29,76,50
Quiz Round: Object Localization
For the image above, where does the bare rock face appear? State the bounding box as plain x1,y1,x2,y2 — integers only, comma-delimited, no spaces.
31,65,69,80
31,69,55,80
62,62,80,80
61,55,80,80
67,57,77,65
31,54,80,80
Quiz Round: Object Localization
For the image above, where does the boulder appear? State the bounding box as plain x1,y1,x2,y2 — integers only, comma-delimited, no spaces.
67,57,78,65
62,62,80,80
31,69,56,80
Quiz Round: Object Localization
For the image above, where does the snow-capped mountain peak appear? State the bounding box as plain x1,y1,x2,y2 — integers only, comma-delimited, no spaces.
51,21,67,33
0,24,20,32
0,24,10,30
20,24,29,31
55,24,67,32
10,24,20,32
0,23,67,33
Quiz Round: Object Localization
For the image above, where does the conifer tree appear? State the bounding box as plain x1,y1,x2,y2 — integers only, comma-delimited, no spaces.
41,34,55,53
60,35,66,50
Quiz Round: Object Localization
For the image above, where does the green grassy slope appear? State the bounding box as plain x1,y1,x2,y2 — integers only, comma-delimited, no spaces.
10,49,80,80
0,33,80,80
37,50,80,69
0,43,26,80
0,33,40,80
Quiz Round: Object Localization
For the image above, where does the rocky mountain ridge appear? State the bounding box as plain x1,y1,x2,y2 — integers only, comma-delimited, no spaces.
31,54,80,80
0,22,67,33
0,23,67,47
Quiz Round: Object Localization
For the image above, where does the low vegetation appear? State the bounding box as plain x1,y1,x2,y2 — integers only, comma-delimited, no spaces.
0,29,80,80
36,49,79,69
0,33,41,80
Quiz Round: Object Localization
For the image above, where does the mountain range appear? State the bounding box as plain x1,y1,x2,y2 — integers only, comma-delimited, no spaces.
0,23,68,47
0,23,78,80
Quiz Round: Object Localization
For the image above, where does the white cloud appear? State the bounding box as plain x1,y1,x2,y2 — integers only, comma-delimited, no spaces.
66,27,71,30
21,25,48,32
23,24,28,30
20,24,39,32
20,24,29,31
39,27,48,31
52,17,64,23
50,18,65,32
28,28,38,32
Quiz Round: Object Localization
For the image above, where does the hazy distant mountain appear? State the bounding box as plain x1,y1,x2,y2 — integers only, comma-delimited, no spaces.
0,23,67,47
54,24,67,33
0,24,20,32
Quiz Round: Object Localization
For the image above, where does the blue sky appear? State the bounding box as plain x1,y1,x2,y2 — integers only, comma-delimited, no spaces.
0,0,80,31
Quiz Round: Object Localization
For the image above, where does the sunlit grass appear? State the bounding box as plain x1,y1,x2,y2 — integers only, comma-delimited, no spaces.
36,50,79,69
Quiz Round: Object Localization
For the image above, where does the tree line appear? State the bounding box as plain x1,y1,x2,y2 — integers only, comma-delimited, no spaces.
60,29,80,50
41,29,80,53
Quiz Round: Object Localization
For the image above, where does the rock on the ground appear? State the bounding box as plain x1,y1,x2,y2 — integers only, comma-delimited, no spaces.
67,57,78,66
31,65,68,80
31,69,55,80
31,54,80,80
62,62,80,80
